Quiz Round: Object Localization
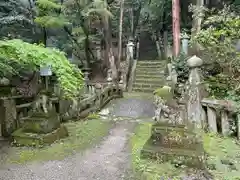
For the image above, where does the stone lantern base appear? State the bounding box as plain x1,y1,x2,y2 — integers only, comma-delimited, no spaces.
12,111,68,147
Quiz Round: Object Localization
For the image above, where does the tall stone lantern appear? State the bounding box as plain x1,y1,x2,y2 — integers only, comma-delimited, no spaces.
181,33,189,55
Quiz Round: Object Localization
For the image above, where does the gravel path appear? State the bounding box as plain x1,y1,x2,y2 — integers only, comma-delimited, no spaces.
0,121,136,180
0,94,155,180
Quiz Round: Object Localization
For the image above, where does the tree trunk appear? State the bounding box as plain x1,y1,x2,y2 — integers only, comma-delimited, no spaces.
117,0,125,68
172,0,181,57
130,7,134,37
103,15,111,70
191,0,204,56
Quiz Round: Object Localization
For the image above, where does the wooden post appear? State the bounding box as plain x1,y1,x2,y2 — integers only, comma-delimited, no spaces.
172,0,180,57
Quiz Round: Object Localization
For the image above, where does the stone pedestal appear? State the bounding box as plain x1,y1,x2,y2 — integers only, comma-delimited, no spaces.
12,111,68,147
141,122,205,168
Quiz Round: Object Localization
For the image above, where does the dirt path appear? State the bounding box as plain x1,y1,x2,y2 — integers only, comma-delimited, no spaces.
0,93,155,180
0,121,136,180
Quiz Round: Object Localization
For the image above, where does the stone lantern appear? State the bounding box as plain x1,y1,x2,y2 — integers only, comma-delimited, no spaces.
181,33,189,55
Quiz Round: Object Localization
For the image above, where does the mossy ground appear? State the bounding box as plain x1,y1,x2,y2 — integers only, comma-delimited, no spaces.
6,119,112,164
204,133,240,180
131,123,240,180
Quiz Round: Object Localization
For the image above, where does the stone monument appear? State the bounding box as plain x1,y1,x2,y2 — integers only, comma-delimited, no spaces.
12,94,68,147
141,86,205,168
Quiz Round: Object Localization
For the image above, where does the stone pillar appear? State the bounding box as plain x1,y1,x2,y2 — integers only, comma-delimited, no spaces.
221,111,230,136
181,33,189,55
187,55,204,127
207,106,217,133
127,40,134,60
96,41,101,61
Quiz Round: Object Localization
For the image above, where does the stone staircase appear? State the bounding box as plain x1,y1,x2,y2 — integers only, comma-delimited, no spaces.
132,60,166,93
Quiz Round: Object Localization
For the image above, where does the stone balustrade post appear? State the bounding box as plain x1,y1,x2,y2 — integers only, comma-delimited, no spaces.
207,106,217,133
107,69,113,86
119,74,124,89
187,55,205,128
221,111,230,136
84,71,90,94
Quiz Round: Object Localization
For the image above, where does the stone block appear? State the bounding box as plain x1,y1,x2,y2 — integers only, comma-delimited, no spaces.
12,125,68,147
22,115,60,134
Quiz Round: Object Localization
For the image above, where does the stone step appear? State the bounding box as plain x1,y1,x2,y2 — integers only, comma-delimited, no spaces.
135,70,164,76
136,65,165,69
132,87,155,93
135,74,163,80
137,61,166,66
136,66,165,71
133,83,160,89
134,78,164,85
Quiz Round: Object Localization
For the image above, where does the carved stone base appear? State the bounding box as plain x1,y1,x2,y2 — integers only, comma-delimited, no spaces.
141,122,205,169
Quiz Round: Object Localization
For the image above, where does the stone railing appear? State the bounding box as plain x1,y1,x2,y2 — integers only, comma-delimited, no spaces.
0,73,123,138
59,82,123,121
201,98,240,139
176,55,240,140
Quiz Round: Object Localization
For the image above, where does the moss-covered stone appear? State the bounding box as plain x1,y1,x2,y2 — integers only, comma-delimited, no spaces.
141,122,205,169
12,125,68,147
22,116,60,134
153,86,172,100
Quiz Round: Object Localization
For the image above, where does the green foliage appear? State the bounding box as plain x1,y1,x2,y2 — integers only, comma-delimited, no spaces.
153,86,172,100
205,74,234,98
0,39,83,98
193,5,240,105
204,133,240,180
35,0,68,28
172,51,189,83
193,6,240,74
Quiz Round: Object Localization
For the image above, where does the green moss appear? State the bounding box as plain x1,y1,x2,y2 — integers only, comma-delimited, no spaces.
153,86,172,100
131,123,240,180
12,125,68,147
203,133,240,180
7,120,112,164
87,113,100,120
